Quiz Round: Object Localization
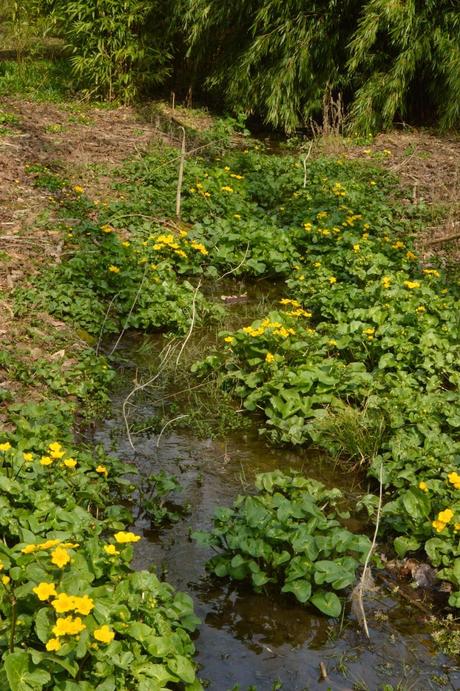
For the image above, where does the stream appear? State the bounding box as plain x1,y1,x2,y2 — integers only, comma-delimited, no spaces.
91,284,460,691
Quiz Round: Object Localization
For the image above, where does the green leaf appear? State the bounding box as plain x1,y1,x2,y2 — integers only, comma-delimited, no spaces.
35,608,51,644
310,591,342,617
4,652,51,691
394,536,421,558
167,655,196,684
281,579,312,603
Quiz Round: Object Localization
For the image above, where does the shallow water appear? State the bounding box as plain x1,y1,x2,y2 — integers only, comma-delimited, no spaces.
92,289,460,691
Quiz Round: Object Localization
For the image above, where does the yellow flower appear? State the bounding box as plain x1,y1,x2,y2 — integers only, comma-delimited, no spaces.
63,458,77,469
328,277,337,285
114,531,141,544
392,241,405,250
418,481,428,492
406,251,417,261
317,211,328,219
438,509,454,524
223,336,234,344
455,523,460,532
60,542,79,549
448,471,460,485
33,582,58,601
403,281,420,290
40,456,53,466
2,576,10,586
382,276,391,289
280,298,300,307
122,241,130,247
220,186,234,193
21,544,39,554
265,352,275,363
432,519,446,533
23,452,33,462
328,339,337,346
52,616,86,637
73,185,84,194
100,224,113,233
0,561,3,571
46,638,61,652
52,593,77,613
234,214,241,219
94,625,115,644
416,306,426,314
423,269,440,278
39,539,61,550
303,223,312,231
363,328,375,336
108,265,120,273
353,244,360,252
74,595,94,616
0,442,11,452
51,547,71,568
104,544,119,556
50,448,65,459
190,241,208,255
96,464,108,477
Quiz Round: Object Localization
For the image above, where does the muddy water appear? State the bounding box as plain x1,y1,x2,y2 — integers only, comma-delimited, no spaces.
92,289,460,691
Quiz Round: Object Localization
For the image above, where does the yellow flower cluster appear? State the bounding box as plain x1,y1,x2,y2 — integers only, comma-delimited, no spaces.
423,268,440,278
448,471,460,489
287,308,312,318
153,233,182,253
280,298,300,307
406,251,417,261
392,241,405,250
362,327,375,341
242,319,295,339
343,213,362,227
418,481,428,492
381,276,391,289
0,442,11,452
38,442,78,469
403,280,420,290
265,352,275,363
190,241,208,255
108,265,120,273
432,508,455,533
22,539,78,563
221,186,234,193
53,615,86,637
113,531,141,544
332,182,346,197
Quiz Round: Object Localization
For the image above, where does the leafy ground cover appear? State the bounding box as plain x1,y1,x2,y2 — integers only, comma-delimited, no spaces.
1,92,460,686
16,133,460,606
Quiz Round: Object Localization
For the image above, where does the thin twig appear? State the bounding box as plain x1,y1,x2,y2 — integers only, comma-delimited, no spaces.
176,127,186,219
356,459,384,638
218,242,250,280
302,141,314,188
95,292,119,356
122,341,178,449
175,280,201,367
156,414,189,447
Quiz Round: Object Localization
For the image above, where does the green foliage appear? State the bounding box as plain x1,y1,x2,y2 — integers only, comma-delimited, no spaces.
38,0,172,102
348,0,460,132
0,426,201,689
183,0,460,131
193,470,371,616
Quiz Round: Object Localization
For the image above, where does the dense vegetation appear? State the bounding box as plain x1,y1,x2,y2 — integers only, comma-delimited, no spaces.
3,0,460,131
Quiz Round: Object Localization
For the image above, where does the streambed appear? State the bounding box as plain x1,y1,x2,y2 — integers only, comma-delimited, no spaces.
92,288,460,691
